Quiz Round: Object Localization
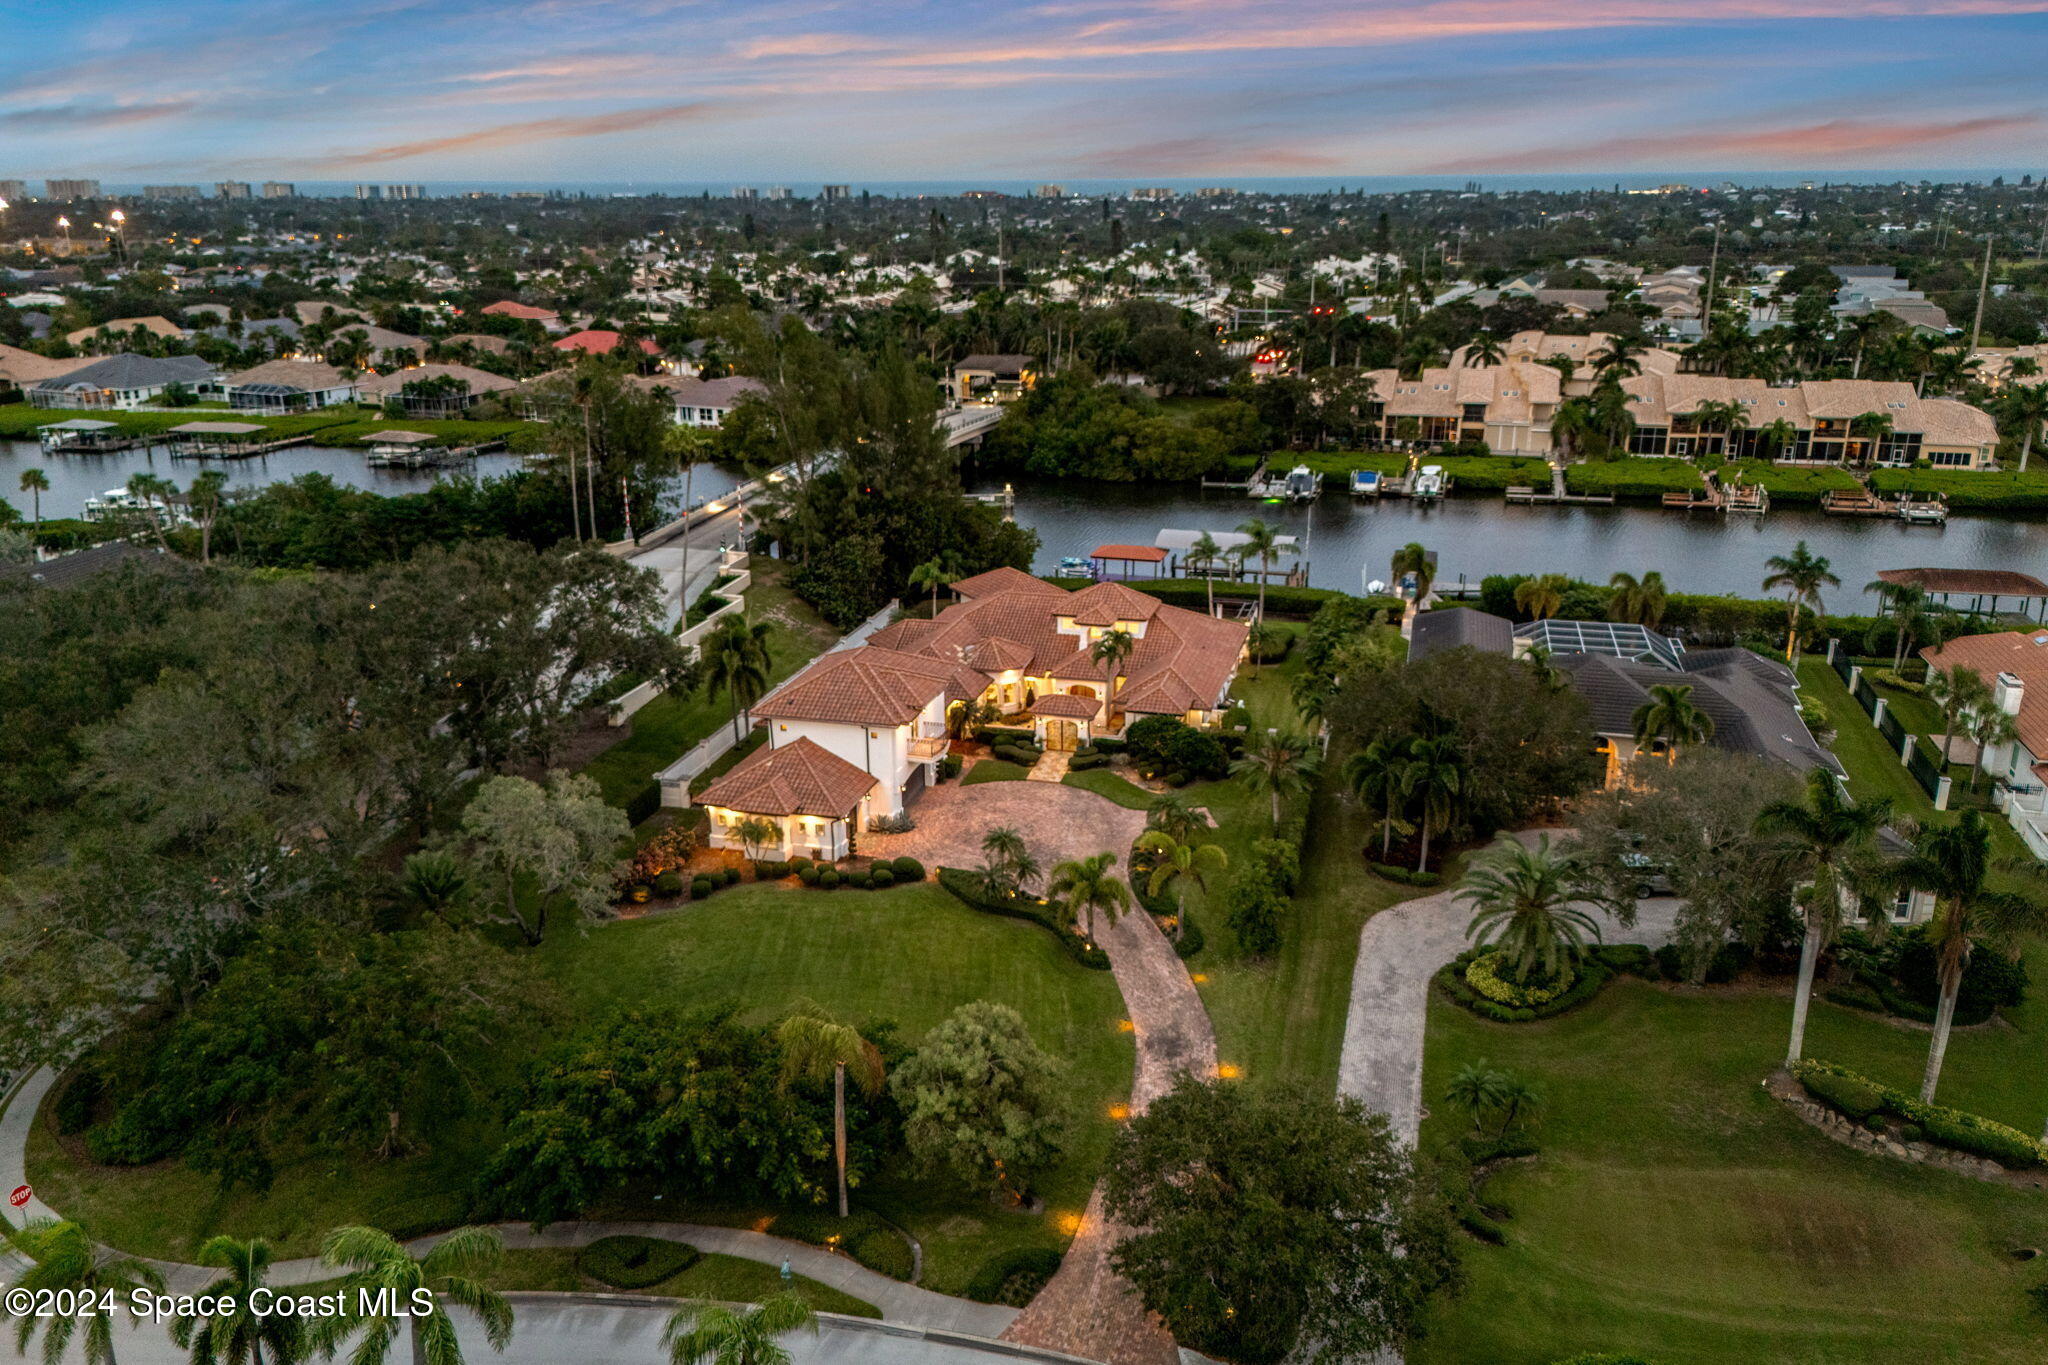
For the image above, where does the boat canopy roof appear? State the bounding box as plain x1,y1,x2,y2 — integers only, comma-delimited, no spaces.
1155,528,1302,557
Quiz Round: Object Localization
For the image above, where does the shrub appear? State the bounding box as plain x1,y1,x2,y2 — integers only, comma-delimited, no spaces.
1069,751,1107,770
1466,953,1574,1007
1171,911,1206,958
936,867,1110,969
790,856,814,872
1091,736,1125,755
1652,943,1686,980
1703,941,1752,984
1595,944,1657,978
994,743,1042,765
754,860,790,879
1458,1209,1509,1244
578,1235,700,1289
1547,1356,1657,1365
870,867,895,888
798,863,822,886
941,754,964,779
690,877,714,900
974,724,1037,745
1899,1123,1924,1144
1436,948,1614,1022
868,811,916,835
1370,862,1442,887
965,1248,1065,1305
55,1071,104,1137
1223,866,1286,957
84,1105,179,1166
1794,1063,1886,1120
624,781,662,827
847,1226,915,1281
1791,1060,2048,1168
1166,770,1190,787
653,871,684,897
1249,837,1301,896
820,869,842,889
891,856,925,882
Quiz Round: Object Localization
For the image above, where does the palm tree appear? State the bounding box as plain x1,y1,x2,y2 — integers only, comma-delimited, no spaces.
1188,530,1222,615
1926,664,1989,769
1895,811,2048,1102
1145,792,1205,846
1687,399,1747,458
977,825,1041,900
1755,417,1800,461
907,557,953,618
315,1225,514,1365
1389,541,1433,602
1590,335,1644,381
1047,850,1132,944
1343,737,1410,860
1631,682,1714,765
1512,573,1569,621
735,816,779,861
1135,829,1227,941
1550,396,1596,458
572,370,601,540
776,1003,885,1218
125,471,177,552
172,1236,302,1365
1466,333,1505,367
1402,734,1462,874
1761,541,1840,663
17,467,48,549
1091,626,1135,719
1230,729,1319,832
1444,1060,1512,1134
1606,570,1669,629
1865,579,1932,668
2002,381,2048,474
1755,771,1893,1065
1232,518,1283,623
700,616,774,742
663,1295,816,1365
1849,410,1894,466
1967,708,2019,791
1459,835,1602,984
5,1218,165,1365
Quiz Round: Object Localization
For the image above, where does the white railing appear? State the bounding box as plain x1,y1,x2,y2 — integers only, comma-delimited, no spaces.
611,550,751,729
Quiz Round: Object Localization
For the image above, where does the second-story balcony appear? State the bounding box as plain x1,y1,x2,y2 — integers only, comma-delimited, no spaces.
908,734,949,760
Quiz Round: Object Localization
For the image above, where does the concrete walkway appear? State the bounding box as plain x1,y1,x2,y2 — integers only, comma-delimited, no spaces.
1335,831,1686,1146
0,1069,1014,1340
1026,749,1071,782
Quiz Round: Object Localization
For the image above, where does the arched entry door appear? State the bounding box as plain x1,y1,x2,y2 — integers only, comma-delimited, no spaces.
1045,720,1080,752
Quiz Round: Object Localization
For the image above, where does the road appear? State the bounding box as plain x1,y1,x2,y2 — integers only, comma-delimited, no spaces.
625,499,749,630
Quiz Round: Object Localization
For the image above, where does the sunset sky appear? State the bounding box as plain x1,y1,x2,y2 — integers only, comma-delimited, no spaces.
5,0,2045,183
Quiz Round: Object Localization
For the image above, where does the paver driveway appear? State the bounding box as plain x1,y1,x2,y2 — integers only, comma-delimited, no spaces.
862,778,1146,874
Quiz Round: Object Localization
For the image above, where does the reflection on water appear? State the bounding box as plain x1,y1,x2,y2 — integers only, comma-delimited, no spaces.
0,439,743,523
971,475,2048,599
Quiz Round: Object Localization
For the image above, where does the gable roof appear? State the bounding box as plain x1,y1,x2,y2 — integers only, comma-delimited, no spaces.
480,300,559,321
693,737,875,818
1922,630,2048,759
64,315,182,346
226,358,353,390
552,329,659,356
950,565,1056,600
753,646,987,727
32,353,215,392
630,374,767,408
1063,580,1162,627
355,362,517,398
0,343,96,385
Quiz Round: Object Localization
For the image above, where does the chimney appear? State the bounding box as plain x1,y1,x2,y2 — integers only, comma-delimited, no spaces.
1995,671,2025,717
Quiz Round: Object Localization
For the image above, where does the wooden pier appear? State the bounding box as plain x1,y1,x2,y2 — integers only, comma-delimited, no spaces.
1505,461,1613,506
36,419,151,455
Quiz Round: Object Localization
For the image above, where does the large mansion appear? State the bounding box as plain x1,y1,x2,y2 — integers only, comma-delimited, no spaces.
694,568,1249,860
1360,331,1999,468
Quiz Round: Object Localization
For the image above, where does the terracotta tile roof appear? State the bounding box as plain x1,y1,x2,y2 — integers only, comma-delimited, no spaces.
964,636,1035,670
1917,397,1998,449
355,362,517,398
1032,693,1099,718
1878,568,2048,598
1092,544,1167,563
226,358,353,389
753,645,985,726
1923,631,2048,758
0,343,95,385
480,300,559,321
1063,581,1162,627
950,565,1057,600
552,329,659,357
694,737,874,818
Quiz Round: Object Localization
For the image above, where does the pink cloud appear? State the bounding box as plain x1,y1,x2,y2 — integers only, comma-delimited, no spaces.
1423,113,2044,170
307,102,724,169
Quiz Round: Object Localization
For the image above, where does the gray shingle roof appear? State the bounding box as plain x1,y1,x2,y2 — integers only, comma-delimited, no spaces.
32,353,215,392
1409,607,1515,661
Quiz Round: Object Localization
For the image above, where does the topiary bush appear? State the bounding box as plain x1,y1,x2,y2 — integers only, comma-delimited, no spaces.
798,863,822,886
941,754,964,779
819,869,841,889
690,876,714,900
578,1235,700,1289
722,867,741,887
891,856,925,882
870,867,895,888
1791,1059,2048,1168
847,1226,915,1281
1068,751,1107,770
653,871,684,897
965,1247,1065,1305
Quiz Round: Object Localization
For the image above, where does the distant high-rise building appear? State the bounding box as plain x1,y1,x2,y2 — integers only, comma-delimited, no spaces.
143,184,202,200
821,184,851,202
0,180,25,202
262,182,296,199
215,181,253,200
765,186,792,200
731,186,759,200
45,178,101,200
385,184,426,200
1194,186,1234,199
354,183,382,200
1128,187,1174,201
1034,184,1065,199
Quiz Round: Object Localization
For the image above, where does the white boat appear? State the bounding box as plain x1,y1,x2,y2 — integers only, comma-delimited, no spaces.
1350,469,1381,497
1899,499,1948,525
1281,464,1321,502
1411,464,1448,501
81,488,149,522
1056,555,1093,577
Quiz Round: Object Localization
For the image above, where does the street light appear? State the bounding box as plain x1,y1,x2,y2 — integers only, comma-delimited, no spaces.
108,208,126,256
55,216,70,252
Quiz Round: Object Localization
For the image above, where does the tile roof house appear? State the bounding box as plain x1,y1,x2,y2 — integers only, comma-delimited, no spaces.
356,362,516,415
64,315,184,348
28,353,217,409
479,300,562,329
222,359,359,411
630,374,768,428
1921,631,2048,860
552,329,660,358
714,574,1248,836
694,738,877,861
1617,374,1998,468
0,343,96,389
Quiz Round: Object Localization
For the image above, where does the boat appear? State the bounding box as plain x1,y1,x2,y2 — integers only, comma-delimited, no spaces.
1411,464,1448,501
1349,468,1382,497
1281,464,1321,502
81,487,150,522
1056,555,1093,578
1899,496,1948,525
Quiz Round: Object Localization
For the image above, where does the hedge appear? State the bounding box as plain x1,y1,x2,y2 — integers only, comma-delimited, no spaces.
1371,862,1442,887
1869,466,2048,512
1047,575,1404,622
766,1209,915,1280
964,1247,1065,1305
1563,457,1705,500
936,867,1110,969
578,1235,701,1289
1714,459,1861,504
1435,947,1615,1023
623,779,663,827
1791,1059,2048,1168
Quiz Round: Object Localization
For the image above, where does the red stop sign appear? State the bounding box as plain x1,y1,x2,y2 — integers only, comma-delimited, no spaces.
8,1185,29,1208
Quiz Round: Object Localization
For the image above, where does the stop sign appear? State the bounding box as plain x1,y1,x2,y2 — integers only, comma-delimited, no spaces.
7,1185,29,1208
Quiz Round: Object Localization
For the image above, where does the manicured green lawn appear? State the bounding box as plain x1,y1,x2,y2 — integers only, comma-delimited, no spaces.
962,759,1030,785
1413,972,2048,1365
28,883,1132,1297
580,562,840,807
0,402,545,450
1060,769,1152,808
483,1247,881,1315
1869,466,2048,512
1715,460,1862,503
1564,457,1704,499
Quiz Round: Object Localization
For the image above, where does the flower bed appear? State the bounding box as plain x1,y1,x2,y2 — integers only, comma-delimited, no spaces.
1435,946,1622,1022
935,867,1111,969
1790,1059,2048,1169
1465,952,1573,1007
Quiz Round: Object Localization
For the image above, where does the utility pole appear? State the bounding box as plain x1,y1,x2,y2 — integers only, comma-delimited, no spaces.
1969,234,1993,354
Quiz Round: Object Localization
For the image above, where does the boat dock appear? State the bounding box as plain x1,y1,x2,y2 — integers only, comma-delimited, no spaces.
165,421,312,460
1659,469,1768,516
36,419,152,455
1507,465,1613,506
1821,488,1948,523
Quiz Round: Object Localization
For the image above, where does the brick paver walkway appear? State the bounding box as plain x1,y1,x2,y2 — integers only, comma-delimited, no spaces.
861,780,1144,874
1026,749,1071,782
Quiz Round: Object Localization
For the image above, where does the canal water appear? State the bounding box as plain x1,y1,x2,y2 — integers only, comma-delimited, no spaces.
970,475,2048,601
0,439,743,523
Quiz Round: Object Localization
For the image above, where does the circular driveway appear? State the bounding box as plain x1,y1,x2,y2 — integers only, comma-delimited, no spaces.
862,779,1148,875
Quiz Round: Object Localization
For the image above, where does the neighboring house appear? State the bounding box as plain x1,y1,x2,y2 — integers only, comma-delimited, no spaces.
699,570,1249,855
552,329,660,358
195,316,304,352
27,353,217,409
1452,331,1681,396
0,343,95,393
631,374,767,427
356,362,517,416
290,300,371,326
222,359,359,412
1617,375,1999,468
0,541,169,590
1531,288,1611,318
1407,606,1515,661
63,315,184,348
331,324,428,362
950,353,1038,405
479,300,562,330
1921,629,2048,860
1358,360,1563,451
441,331,513,357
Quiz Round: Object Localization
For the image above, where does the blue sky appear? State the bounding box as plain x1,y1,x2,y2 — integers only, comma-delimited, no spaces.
2,1,2045,182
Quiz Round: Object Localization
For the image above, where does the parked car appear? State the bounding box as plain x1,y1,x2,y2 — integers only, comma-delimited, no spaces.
1620,850,1673,898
